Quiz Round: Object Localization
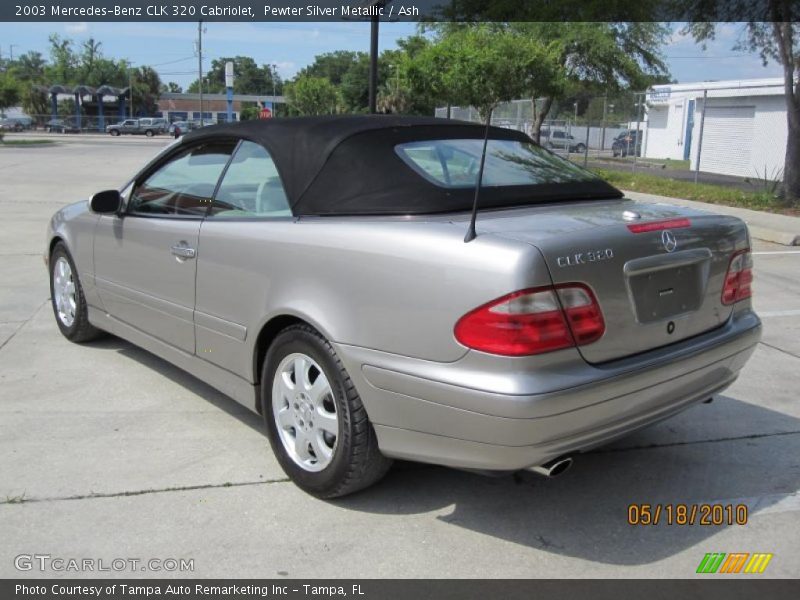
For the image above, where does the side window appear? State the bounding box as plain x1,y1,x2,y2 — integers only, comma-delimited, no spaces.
128,141,236,217
210,141,291,218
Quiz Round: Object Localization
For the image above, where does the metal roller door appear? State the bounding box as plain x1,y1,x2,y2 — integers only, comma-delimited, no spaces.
699,105,755,177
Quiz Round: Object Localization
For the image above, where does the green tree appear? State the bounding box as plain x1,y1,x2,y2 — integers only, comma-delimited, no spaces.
685,9,799,205
377,82,411,114
510,23,669,141
8,51,48,116
410,26,555,120
298,51,375,112
12,51,46,82
129,65,162,116
299,50,361,86
45,34,78,84
0,72,21,111
239,104,261,120
285,75,338,116
387,36,437,115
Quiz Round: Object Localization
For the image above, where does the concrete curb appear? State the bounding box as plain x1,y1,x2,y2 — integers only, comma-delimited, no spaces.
623,190,800,246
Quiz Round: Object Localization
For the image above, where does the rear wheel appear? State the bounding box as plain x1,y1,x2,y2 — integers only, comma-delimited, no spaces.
262,324,392,498
49,242,102,343
145,129,154,137
575,143,586,154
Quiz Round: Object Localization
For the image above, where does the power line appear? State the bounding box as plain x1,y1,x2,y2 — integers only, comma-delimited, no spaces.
665,54,750,59
149,56,196,67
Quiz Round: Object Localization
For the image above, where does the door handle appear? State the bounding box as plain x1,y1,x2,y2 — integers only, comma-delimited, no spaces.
171,243,196,259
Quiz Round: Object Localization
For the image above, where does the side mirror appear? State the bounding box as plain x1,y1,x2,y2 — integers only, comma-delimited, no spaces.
90,190,122,214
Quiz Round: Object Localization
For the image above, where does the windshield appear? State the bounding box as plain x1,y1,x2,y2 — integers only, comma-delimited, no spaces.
396,139,600,189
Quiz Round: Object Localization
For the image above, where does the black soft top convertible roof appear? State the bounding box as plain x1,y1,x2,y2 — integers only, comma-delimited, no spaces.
182,115,621,216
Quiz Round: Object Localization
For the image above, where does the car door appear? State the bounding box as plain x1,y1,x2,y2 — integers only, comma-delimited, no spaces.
194,140,293,379
93,139,237,353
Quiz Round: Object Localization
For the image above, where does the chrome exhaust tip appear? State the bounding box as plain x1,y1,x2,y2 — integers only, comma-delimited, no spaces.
528,456,574,478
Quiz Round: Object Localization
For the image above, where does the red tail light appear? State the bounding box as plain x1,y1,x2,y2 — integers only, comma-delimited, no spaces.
454,284,605,356
627,218,691,233
721,249,753,305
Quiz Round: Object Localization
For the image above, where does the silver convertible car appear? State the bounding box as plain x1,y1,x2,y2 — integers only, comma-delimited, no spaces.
46,116,761,497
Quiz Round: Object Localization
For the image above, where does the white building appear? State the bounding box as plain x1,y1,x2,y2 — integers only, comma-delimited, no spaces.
643,78,788,179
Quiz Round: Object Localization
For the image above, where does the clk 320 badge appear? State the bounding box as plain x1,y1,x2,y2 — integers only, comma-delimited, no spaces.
557,249,614,267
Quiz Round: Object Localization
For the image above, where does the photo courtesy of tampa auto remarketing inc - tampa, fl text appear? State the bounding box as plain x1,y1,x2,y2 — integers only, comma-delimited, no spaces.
0,0,798,598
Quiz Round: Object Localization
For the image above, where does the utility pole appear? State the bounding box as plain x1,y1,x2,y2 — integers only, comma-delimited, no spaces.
633,93,643,171
601,94,607,153
129,64,134,118
694,89,708,184
10,44,18,61
271,64,277,118
197,20,204,124
368,13,379,114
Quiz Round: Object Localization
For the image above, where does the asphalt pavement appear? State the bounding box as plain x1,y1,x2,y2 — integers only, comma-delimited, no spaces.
0,138,798,578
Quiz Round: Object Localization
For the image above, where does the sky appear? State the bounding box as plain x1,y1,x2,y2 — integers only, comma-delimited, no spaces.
0,21,785,90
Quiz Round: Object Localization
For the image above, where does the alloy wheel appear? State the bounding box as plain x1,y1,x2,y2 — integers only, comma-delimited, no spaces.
52,256,76,327
271,352,338,472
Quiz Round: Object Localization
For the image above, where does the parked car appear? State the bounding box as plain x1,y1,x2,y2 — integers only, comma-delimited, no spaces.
612,130,643,157
45,116,761,498
191,119,218,129
540,129,587,153
106,119,162,137
0,117,27,132
45,118,81,134
138,117,168,133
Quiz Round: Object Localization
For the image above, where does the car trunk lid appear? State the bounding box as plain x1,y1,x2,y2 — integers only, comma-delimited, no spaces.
474,199,747,364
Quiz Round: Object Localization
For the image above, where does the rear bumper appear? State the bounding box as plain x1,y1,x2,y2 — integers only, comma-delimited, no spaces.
335,310,761,471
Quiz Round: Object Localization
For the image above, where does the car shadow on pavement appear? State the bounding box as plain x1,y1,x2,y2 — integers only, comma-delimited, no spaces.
333,396,800,566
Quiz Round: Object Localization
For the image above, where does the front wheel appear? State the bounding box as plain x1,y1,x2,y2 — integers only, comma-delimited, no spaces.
575,143,586,154
145,129,154,137
262,324,392,498
110,129,120,136
49,242,103,343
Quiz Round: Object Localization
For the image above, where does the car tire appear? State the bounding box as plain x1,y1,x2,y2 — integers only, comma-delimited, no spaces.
262,324,392,498
576,144,586,154
145,130,154,137
49,242,103,343
110,130,120,137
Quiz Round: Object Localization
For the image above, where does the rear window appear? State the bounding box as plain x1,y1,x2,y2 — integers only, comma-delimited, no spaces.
396,139,600,189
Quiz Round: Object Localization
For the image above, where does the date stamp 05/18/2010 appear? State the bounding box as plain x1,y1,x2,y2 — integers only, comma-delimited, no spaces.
627,503,749,526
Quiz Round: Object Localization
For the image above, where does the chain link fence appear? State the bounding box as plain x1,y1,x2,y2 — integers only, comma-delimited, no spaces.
436,81,788,185
436,93,651,170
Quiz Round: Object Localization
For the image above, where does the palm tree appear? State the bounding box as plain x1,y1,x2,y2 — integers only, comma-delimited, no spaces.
13,51,46,83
